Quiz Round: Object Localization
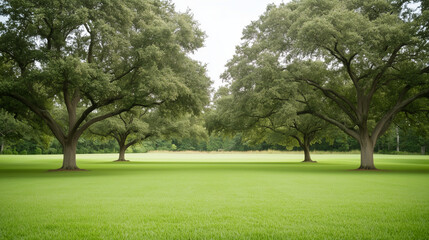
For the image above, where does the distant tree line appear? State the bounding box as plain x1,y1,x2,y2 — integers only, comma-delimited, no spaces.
1,123,427,155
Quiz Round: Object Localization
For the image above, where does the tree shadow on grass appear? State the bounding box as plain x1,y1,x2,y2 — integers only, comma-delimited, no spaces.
1,161,429,178
97,161,428,172
0,162,333,178
0,168,92,179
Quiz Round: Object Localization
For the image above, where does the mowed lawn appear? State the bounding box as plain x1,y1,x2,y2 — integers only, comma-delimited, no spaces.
0,153,428,239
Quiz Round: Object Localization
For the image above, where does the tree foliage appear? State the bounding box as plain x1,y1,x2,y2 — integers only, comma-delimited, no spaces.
0,110,27,153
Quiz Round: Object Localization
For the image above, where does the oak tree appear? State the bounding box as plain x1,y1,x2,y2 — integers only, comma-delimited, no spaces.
0,0,210,170
225,0,429,169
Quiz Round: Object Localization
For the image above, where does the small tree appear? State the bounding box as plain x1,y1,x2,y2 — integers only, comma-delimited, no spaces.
91,108,208,161
207,78,328,162
90,108,156,161
249,115,330,162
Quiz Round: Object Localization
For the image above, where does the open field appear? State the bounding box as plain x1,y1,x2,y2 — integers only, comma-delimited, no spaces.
0,152,428,239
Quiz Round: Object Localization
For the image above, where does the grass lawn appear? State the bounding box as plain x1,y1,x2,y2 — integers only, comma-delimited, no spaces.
0,152,428,239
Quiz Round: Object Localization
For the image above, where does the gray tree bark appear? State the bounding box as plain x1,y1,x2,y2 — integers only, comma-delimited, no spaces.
117,144,128,162
359,136,376,170
60,140,80,170
396,127,400,152
115,135,132,162
302,137,316,163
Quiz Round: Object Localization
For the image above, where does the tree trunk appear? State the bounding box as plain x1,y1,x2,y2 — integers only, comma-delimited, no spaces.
396,127,400,152
116,144,128,161
59,140,81,170
0,140,3,154
422,146,426,155
302,138,316,163
359,136,376,170
115,138,130,162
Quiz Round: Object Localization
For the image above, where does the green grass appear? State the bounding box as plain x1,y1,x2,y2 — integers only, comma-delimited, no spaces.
0,152,428,239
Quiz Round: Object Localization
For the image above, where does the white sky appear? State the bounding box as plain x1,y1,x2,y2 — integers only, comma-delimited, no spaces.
172,0,286,90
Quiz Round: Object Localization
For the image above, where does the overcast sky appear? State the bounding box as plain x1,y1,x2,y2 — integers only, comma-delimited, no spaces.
172,0,286,90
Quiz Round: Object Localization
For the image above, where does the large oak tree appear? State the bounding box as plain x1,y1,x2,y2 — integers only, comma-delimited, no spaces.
225,0,429,169
0,0,210,170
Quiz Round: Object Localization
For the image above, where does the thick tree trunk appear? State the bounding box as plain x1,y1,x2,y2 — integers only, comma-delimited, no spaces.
422,146,426,155
359,136,376,170
116,144,129,162
59,140,81,170
302,139,316,163
115,138,130,162
0,140,3,154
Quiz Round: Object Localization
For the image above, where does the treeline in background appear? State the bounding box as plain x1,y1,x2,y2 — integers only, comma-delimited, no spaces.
2,127,427,155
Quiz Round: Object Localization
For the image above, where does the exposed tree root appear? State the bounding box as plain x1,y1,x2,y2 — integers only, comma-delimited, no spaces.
302,160,317,163
355,166,379,171
114,159,130,162
48,168,86,172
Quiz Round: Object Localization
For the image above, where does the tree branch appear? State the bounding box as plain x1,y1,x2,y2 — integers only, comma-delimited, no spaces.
75,107,133,138
74,97,163,138
302,78,358,123
307,110,359,139
5,94,65,144
371,87,429,142
124,133,153,149
69,95,124,138
324,44,359,87
368,44,405,99
290,135,303,147
110,66,137,83
421,66,429,74
84,23,95,63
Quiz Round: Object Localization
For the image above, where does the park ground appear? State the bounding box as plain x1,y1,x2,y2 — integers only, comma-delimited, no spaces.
0,152,428,239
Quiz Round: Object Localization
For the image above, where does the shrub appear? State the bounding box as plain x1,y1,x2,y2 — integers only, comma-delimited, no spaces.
47,148,57,154
3,149,13,155
34,148,42,154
